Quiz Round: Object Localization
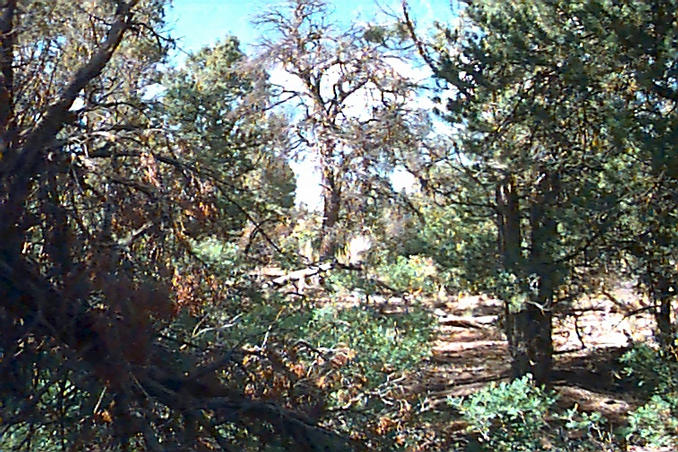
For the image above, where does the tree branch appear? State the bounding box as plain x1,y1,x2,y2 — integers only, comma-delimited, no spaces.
0,0,17,149
1,0,140,229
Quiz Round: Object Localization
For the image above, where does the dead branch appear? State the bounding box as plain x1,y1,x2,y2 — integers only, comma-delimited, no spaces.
271,262,334,286
437,315,493,329
1,0,140,227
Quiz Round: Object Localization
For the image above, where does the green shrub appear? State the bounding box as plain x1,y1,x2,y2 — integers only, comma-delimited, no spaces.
557,408,617,451
619,343,678,398
298,304,433,387
618,343,678,448
449,375,557,451
377,255,438,294
290,303,434,444
622,395,678,448
325,267,379,296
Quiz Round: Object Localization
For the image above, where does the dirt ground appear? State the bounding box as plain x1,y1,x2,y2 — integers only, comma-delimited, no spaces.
398,286,674,449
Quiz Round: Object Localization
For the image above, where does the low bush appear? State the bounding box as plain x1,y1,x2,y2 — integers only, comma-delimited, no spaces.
619,344,678,448
622,395,678,448
619,343,678,399
449,374,557,451
377,255,439,295
449,375,627,451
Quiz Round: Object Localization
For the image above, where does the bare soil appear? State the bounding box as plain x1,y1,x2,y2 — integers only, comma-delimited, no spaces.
398,286,671,449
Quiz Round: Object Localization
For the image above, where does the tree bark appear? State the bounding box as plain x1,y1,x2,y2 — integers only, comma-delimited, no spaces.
524,171,558,384
497,172,558,385
496,176,523,362
656,294,673,348
496,176,522,270
650,272,674,348
319,168,341,260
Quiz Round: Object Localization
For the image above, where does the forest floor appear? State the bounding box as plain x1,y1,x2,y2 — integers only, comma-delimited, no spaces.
268,265,672,449
393,285,671,450
425,287,650,408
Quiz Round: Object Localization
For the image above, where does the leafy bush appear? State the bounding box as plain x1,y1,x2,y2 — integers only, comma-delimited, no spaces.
190,236,241,270
618,343,678,448
300,304,434,445
622,395,678,448
557,408,617,451
377,255,439,294
325,267,379,297
619,343,678,398
298,304,433,388
449,376,621,451
449,375,557,451
415,204,498,293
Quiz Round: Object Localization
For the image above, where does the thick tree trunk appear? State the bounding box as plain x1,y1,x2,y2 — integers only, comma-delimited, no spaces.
524,171,558,384
497,172,558,385
506,303,552,383
496,176,523,364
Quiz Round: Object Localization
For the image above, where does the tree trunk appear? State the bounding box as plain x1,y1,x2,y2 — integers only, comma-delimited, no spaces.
650,273,674,348
496,176,523,360
496,177,522,267
506,302,552,383
524,171,558,384
656,294,673,348
319,169,341,260
497,172,558,385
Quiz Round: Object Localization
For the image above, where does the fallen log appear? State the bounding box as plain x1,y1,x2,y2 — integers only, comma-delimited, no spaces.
271,262,334,286
436,313,495,329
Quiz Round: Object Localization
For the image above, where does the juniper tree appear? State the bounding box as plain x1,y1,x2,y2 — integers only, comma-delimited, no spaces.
416,0,678,381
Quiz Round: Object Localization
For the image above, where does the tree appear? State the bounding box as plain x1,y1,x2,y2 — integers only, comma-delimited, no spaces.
600,0,678,347
256,0,423,259
159,37,296,262
410,0,674,383
0,1,354,449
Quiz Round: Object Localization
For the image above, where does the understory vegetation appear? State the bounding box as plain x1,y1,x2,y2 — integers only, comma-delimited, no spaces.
1,0,678,450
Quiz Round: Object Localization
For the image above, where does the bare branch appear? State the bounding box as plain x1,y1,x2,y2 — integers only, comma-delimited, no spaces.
1,0,140,227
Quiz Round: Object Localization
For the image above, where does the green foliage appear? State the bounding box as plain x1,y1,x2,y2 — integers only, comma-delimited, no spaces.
619,343,678,399
413,204,497,293
449,375,557,451
325,268,379,297
198,292,434,447
225,298,433,382
378,255,438,294
201,286,434,395
557,408,617,452
430,0,678,383
299,304,433,383
8,0,678,448
622,395,678,448
190,236,241,269
618,344,678,448
160,37,295,235
448,376,624,451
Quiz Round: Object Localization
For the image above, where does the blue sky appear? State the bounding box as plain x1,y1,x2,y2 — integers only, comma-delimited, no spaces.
166,0,457,56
